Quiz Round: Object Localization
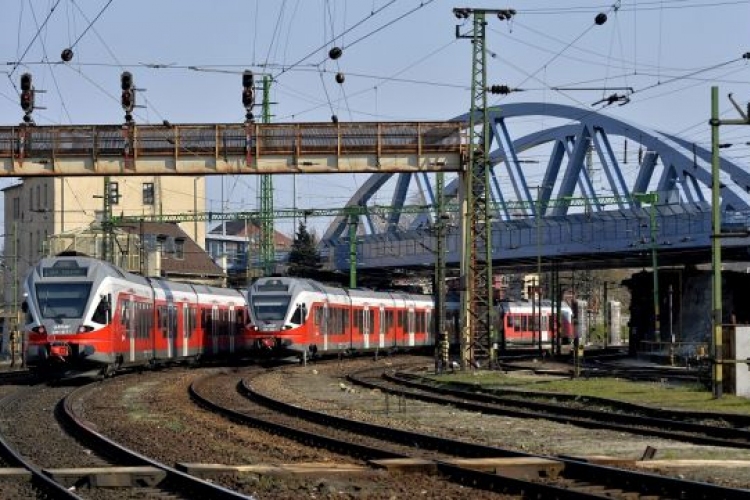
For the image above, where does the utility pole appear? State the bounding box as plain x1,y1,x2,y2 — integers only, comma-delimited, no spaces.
259,75,275,276
633,191,659,345
102,177,114,263
435,173,449,371
454,6,515,369
348,209,358,289
10,221,18,368
709,86,750,398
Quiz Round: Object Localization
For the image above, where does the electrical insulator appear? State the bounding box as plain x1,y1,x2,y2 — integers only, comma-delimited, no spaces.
331,114,338,124
595,13,607,25
335,72,345,84
61,48,74,62
489,85,511,95
497,9,516,20
328,47,342,60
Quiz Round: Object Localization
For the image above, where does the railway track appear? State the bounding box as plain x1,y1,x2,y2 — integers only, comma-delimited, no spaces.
0,379,254,500
191,363,750,499
362,367,750,449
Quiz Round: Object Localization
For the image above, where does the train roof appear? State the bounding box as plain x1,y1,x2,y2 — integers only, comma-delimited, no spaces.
30,255,148,284
250,276,431,303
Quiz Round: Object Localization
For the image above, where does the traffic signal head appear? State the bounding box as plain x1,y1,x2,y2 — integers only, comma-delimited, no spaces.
121,89,135,113
242,70,255,110
20,73,32,91
121,71,133,91
120,72,135,113
242,70,254,89
20,90,34,113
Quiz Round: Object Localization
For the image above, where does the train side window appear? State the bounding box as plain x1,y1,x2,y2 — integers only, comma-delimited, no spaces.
291,305,303,325
314,307,321,326
92,295,111,324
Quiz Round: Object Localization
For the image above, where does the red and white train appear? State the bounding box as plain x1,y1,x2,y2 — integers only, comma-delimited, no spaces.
22,255,251,377
247,277,434,358
246,277,576,358
496,300,574,346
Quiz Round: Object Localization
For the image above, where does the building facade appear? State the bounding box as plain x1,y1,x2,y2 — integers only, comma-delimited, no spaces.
206,220,293,287
1,175,207,355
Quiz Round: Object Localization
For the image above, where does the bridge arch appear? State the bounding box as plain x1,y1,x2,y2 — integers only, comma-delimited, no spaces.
320,102,750,271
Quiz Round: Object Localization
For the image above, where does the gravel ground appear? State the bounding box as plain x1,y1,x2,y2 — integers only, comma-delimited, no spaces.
79,366,515,499
248,356,750,490
70,355,750,498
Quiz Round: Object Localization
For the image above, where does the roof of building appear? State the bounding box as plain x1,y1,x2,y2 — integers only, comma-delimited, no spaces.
120,221,224,277
207,220,293,248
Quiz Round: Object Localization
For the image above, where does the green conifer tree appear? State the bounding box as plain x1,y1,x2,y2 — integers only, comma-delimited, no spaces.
287,221,321,276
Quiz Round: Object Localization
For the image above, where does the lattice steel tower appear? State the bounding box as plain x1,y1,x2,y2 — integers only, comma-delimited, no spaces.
454,7,515,367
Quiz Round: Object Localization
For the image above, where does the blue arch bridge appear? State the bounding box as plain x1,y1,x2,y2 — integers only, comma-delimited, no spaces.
319,103,750,275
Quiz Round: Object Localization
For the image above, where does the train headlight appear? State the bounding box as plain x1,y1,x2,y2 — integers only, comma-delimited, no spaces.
76,325,94,333
32,325,46,334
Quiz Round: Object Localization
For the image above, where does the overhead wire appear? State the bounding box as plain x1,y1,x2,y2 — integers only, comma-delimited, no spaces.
9,0,61,81
274,0,398,79
65,0,116,54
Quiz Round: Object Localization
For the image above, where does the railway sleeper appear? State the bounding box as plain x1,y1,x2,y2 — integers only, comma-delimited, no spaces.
42,466,166,489
0,468,32,481
176,462,376,480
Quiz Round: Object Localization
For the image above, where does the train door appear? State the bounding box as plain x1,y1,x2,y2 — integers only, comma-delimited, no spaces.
379,306,385,348
320,303,328,351
363,305,370,349
212,306,219,354
126,300,136,363
408,308,415,346
167,304,177,359
229,306,237,354
182,304,189,357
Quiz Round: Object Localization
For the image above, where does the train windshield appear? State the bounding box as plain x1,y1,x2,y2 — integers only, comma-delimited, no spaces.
35,282,93,320
251,295,291,321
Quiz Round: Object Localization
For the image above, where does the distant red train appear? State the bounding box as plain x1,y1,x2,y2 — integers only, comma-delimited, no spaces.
22,255,251,377
496,300,574,346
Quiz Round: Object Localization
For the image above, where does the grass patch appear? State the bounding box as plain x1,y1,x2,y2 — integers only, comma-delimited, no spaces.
428,372,750,414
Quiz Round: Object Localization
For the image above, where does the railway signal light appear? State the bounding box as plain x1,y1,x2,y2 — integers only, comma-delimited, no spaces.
120,71,135,121
19,73,35,120
242,70,255,122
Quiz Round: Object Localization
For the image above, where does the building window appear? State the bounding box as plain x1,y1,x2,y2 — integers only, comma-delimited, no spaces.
43,184,48,208
143,183,154,205
29,186,33,210
12,198,20,219
174,238,185,260
36,186,40,210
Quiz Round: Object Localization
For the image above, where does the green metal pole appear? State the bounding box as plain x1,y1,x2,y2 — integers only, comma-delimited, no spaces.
649,201,660,343
348,211,357,289
260,75,275,276
710,86,723,399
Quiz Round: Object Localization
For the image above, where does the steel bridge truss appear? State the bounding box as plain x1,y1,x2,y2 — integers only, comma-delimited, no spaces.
320,102,750,269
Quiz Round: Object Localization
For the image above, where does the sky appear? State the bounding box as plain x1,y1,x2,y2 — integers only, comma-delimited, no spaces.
1,0,750,241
